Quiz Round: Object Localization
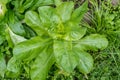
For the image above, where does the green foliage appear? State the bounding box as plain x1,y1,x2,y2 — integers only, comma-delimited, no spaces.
0,0,110,80
0,0,8,21
0,52,6,78
83,0,120,56
30,46,55,80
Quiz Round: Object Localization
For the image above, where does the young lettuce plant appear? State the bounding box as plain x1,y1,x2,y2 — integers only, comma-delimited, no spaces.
6,1,108,80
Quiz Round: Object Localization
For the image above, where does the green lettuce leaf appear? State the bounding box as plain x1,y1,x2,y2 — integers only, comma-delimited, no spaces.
6,27,26,46
30,46,55,80
54,40,79,73
25,11,46,36
63,21,87,41
54,0,62,6
76,50,93,74
75,34,108,51
13,37,51,62
6,58,21,78
56,2,74,22
38,6,59,28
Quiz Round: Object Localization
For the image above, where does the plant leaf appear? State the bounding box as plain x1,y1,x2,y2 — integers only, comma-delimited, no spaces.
38,6,59,28
9,22,26,36
38,6,54,24
18,0,34,13
30,0,54,10
8,10,26,36
6,58,21,78
25,11,46,36
71,1,88,23
54,0,62,6
30,46,55,80
24,25,36,38
0,35,5,45
25,11,41,27
54,40,79,73
64,21,87,41
0,0,10,4
13,37,52,61
0,53,6,77
6,27,27,46
75,34,108,51
76,50,94,74
56,2,74,22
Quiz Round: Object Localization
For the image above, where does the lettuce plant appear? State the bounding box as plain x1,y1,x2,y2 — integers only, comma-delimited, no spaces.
0,0,108,80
